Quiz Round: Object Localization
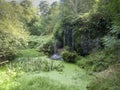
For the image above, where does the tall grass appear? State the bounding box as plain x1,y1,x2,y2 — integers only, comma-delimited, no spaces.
7,57,64,72
88,65,120,90
9,75,78,90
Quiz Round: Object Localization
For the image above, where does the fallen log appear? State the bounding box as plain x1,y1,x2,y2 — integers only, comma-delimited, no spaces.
0,60,9,65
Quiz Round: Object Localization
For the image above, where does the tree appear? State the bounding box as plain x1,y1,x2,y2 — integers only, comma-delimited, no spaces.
39,1,50,16
61,0,95,15
38,1,60,35
0,0,29,61
20,0,32,8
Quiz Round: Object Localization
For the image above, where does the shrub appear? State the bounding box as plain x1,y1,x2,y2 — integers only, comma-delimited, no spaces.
62,51,77,63
39,40,54,56
77,51,111,72
36,35,55,56
0,1,29,61
77,57,93,70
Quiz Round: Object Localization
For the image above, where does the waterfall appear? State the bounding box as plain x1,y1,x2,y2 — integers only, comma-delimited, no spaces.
51,39,62,60
81,35,90,55
54,39,57,54
72,29,74,50
63,29,74,50
63,29,66,48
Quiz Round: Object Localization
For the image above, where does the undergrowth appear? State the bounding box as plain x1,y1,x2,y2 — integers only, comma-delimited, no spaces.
7,57,64,72
77,51,116,72
88,65,120,90
17,49,44,57
8,74,79,90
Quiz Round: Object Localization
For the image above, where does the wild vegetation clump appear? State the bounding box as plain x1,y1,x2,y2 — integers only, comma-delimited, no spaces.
62,50,78,63
39,40,55,56
7,57,64,72
77,51,117,72
0,0,31,61
28,35,53,49
87,65,120,90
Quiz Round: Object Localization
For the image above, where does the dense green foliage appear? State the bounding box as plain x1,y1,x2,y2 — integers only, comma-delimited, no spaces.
55,0,120,62
0,0,29,61
62,50,77,63
0,0,120,90
88,65,120,90
39,40,54,56
28,35,52,49
38,1,60,35
34,35,55,56
77,51,116,72
59,0,120,89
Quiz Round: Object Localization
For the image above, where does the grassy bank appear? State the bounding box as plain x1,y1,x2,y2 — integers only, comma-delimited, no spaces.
0,49,94,90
